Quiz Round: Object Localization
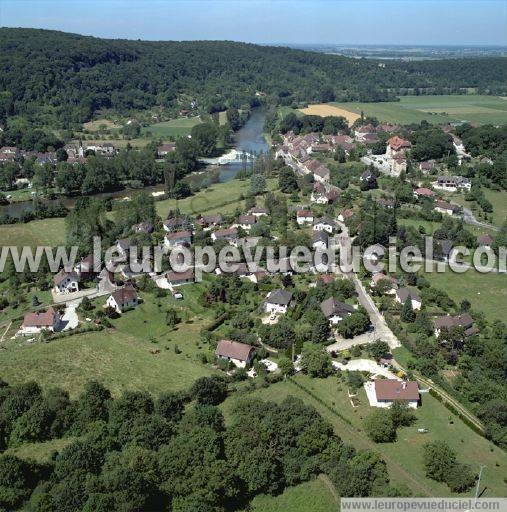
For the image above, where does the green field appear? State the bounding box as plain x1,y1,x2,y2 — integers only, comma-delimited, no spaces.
0,217,66,247
331,95,507,126
248,477,337,512
0,290,215,398
222,375,507,498
446,189,507,229
421,266,507,322
155,177,277,218
482,189,507,227
141,116,202,138
5,437,77,463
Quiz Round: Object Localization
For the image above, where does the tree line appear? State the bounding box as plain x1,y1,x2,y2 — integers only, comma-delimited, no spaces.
0,376,407,511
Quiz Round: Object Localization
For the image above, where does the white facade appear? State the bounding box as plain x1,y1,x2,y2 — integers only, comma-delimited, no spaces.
395,295,422,311
19,320,59,336
313,222,334,234
106,294,138,314
265,302,288,314
54,276,79,294
364,381,418,409
312,239,328,250
297,215,314,225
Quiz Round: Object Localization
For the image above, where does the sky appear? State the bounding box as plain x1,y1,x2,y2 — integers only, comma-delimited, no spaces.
0,0,506,46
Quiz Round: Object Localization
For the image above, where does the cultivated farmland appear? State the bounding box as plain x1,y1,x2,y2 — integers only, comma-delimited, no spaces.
329,95,507,125
299,103,361,125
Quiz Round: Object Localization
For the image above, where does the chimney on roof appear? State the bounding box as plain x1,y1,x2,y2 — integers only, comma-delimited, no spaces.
401,381,407,389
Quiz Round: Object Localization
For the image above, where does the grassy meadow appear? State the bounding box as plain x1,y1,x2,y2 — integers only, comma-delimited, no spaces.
248,477,337,512
0,289,216,398
421,266,507,322
141,116,202,138
155,177,277,218
446,188,507,229
0,217,66,247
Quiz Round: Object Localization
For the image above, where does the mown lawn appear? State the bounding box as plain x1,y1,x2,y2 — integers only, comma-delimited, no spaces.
483,189,507,228
0,217,66,247
444,189,507,229
0,327,214,399
247,478,337,512
5,438,77,463
222,374,507,497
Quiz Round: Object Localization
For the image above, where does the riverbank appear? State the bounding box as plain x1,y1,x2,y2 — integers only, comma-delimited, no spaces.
1,110,270,220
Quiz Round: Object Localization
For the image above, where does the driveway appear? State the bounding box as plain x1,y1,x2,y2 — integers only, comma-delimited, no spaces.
58,299,80,331
462,207,499,231
327,331,376,352
331,358,399,380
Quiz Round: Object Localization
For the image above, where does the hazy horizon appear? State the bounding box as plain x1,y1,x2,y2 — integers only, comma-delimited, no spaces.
1,0,506,46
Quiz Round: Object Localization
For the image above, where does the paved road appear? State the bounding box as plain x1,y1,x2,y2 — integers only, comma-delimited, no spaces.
332,219,401,350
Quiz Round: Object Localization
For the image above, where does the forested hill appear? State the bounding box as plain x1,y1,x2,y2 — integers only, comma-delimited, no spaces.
1,28,506,127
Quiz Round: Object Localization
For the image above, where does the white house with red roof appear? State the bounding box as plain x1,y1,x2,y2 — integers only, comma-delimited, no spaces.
53,270,79,294
215,339,256,368
20,307,60,335
296,210,314,225
106,285,139,313
365,379,420,409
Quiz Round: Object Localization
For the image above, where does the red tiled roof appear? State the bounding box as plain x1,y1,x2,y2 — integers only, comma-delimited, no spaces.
166,268,194,282
165,230,192,240
23,307,58,328
414,188,435,197
111,285,138,306
388,136,411,151
215,339,255,362
374,379,419,401
213,227,238,238
238,215,256,225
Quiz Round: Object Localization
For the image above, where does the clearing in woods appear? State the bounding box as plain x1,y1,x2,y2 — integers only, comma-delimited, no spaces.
299,104,361,125
82,118,121,131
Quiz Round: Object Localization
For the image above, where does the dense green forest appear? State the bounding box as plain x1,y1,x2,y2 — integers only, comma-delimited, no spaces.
0,378,406,511
1,28,506,130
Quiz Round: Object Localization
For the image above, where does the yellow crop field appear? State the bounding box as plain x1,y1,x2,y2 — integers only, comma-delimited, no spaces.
299,103,361,125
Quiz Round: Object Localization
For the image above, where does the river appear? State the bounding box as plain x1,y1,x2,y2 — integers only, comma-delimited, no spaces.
1,109,269,219
212,108,269,182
